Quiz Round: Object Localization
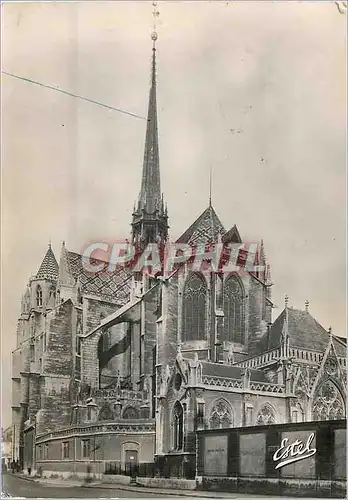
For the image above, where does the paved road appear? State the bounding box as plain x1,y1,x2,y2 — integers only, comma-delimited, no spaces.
1,473,169,498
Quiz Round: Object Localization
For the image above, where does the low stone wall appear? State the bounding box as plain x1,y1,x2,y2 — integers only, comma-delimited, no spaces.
35,461,103,481
197,476,347,498
102,474,131,485
40,469,103,481
137,477,196,490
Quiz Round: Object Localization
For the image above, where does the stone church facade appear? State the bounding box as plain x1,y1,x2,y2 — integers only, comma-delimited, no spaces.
11,36,346,479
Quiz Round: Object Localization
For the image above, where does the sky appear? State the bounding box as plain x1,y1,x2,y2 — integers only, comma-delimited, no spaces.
1,1,346,428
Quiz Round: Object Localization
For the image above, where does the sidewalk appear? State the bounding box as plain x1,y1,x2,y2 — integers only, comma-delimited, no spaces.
9,473,332,499
83,481,333,500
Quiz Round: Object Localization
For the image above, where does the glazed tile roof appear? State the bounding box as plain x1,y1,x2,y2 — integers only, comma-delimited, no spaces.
36,245,59,280
176,204,226,245
200,361,269,383
67,251,132,304
253,307,346,356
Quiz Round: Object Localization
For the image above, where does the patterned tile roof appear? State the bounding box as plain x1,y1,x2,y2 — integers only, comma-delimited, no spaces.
67,251,132,304
200,361,269,383
253,308,346,356
176,204,226,245
36,245,59,280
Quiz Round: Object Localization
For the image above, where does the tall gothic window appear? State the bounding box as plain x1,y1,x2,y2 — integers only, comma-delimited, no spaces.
223,276,245,344
209,400,233,429
173,402,183,450
182,273,206,341
256,404,276,425
36,285,43,307
312,380,345,421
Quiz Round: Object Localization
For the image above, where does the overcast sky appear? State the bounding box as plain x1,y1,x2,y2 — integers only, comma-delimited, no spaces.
1,1,346,428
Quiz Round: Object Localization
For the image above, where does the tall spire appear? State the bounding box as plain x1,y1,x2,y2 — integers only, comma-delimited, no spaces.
137,3,161,214
132,2,168,247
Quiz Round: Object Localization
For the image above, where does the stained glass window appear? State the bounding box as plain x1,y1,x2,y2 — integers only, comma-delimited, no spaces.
209,400,233,429
312,379,345,421
182,273,207,341
256,404,276,425
223,276,245,344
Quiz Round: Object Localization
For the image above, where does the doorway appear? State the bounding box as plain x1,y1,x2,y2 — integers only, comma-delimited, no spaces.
125,449,138,477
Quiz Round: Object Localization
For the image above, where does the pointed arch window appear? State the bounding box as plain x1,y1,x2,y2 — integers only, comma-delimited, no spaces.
313,379,345,421
256,404,276,425
173,402,184,450
36,285,43,307
98,403,114,421
223,276,245,344
182,273,207,341
209,400,233,429
123,406,139,419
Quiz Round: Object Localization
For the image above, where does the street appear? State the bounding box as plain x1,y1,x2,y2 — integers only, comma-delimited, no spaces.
1,473,337,500
1,473,169,498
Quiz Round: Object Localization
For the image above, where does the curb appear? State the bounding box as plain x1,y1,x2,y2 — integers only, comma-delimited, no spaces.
7,473,39,484
82,482,238,498
82,482,200,497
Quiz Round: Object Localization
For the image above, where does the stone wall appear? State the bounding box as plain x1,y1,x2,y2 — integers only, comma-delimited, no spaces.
35,428,156,478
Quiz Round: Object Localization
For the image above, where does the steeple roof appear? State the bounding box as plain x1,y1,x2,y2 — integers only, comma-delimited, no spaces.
36,244,59,280
137,45,161,214
176,205,226,245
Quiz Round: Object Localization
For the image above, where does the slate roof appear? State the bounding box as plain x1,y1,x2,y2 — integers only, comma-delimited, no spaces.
252,307,346,357
36,245,59,280
222,224,242,244
200,361,269,383
67,251,132,304
176,205,226,245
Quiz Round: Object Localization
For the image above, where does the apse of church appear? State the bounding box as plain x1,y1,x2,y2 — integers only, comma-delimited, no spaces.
10,13,346,482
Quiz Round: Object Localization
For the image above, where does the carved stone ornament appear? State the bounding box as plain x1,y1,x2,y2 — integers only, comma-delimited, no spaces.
324,357,338,377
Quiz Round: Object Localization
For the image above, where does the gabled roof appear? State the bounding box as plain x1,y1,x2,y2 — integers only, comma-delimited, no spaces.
36,244,59,280
66,251,132,304
222,224,242,244
252,307,346,356
176,204,226,245
200,361,269,383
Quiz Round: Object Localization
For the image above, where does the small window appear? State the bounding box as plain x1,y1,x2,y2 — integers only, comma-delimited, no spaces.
75,356,81,380
174,373,182,391
36,285,43,307
87,406,92,421
82,439,90,458
246,406,253,425
62,442,69,459
44,443,49,460
30,344,35,363
76,336,81,355
173,402,184,450
37,445,42,460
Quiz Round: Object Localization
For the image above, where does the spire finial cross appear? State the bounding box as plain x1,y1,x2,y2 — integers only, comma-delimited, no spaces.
209,165,213,206
151,2,160,46
305,299,309,312
284,295,289,308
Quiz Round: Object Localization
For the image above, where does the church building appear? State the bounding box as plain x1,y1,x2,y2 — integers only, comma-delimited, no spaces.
11,28,347,480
